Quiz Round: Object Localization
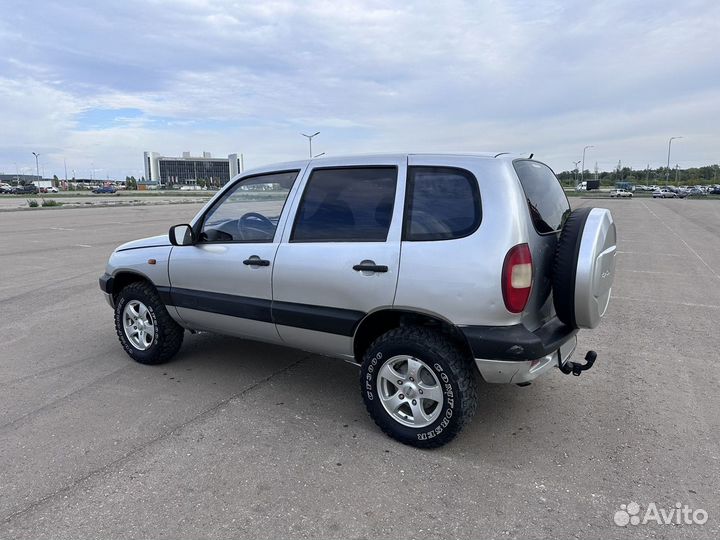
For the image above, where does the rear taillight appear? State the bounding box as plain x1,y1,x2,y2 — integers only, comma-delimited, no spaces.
502,243,533,313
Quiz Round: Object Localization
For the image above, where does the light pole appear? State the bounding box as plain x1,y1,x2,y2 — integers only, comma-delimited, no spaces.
32,152,40,184
573,160,581,186
301,132,320,159
665,136,683,183
581,145,594,184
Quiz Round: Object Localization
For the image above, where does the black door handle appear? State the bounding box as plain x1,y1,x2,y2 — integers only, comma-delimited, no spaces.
353,263,388,273
243,257,270,266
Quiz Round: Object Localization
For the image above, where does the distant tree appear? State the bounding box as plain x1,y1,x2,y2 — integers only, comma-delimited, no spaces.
125,176,137,190
52,174,59,186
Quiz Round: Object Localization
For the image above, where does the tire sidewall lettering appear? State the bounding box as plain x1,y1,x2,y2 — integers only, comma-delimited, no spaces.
364,348,459,440
116,293,159,355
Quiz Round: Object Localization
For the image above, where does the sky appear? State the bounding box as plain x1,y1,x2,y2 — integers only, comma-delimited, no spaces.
1,0,718,180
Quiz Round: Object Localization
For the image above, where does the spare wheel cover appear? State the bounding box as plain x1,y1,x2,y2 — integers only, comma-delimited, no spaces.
553,207,617,329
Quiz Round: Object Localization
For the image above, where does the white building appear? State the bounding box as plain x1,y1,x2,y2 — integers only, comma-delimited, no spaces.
143,151,241,187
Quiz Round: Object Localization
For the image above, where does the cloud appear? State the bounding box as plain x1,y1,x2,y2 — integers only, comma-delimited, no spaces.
0,0,718,179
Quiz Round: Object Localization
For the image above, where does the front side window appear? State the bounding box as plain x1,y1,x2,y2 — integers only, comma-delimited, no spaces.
200,170,299,243
403,166,481,241
291,167,397,242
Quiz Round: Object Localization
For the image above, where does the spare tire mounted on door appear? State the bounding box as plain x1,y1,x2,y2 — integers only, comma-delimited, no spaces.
552,207,617,329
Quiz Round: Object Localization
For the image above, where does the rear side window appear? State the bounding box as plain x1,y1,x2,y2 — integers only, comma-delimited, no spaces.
403,166,481,241
513,160,570,234
291,167,397,242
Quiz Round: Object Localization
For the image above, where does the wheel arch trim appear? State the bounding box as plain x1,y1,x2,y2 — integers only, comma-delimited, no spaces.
352,307,473,363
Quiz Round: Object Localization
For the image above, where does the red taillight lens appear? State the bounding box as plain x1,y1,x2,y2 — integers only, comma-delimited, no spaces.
502,243,533,313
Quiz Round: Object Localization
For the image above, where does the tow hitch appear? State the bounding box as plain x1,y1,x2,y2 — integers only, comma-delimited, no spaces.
559,350,597,376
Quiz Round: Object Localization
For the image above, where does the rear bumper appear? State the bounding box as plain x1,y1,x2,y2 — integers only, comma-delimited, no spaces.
460,317,579,384
460,317,578,361
474,336,577,384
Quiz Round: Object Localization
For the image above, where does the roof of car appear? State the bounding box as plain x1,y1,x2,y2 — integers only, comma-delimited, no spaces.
309,151,527,161
239,152,534,177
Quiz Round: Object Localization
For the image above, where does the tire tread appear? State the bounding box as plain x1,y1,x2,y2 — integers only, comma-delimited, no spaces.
552,207,592,328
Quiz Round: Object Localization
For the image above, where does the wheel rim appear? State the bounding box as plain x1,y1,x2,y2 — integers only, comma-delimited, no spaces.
376,355,444,428
122,300,156,351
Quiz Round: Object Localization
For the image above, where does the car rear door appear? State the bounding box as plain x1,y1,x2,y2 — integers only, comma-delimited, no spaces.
272,156,406,358
168,167,305,342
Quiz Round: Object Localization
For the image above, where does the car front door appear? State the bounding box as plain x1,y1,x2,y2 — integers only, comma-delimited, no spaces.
168,168,304,342
272,156,406,358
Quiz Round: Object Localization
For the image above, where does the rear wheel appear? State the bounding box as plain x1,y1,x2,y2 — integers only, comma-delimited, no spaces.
114,281,184,365
360,327,478,448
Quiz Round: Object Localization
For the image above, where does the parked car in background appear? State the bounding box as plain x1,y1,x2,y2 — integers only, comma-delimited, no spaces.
92,186,117,194
653,189,677,199
687,188,706,197
12,184,39,195
0,185,13,194
609,189,632,198
39,186,59,193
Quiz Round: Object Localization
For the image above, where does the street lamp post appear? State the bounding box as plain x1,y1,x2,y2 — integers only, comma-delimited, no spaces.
32,152,40,184
665,136,683,183
573,160,581,186
301,132,320,159
581,145,594,184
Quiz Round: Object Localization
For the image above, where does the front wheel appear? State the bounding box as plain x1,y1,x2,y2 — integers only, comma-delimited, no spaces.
114,281,184,365
360,327,478,448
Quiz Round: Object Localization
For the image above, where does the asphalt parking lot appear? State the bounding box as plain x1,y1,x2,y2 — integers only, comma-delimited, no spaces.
1,199,719,539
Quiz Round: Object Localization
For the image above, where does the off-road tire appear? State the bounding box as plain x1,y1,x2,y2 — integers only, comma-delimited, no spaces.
360,326,478,448
552,206,592,328
114,281,184,365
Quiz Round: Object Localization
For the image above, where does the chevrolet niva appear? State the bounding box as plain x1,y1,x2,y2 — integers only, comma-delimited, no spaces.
100,153,616,447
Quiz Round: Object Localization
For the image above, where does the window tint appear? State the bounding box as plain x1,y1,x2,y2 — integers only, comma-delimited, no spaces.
403,166,481,241
200,171,298,243
291,167,397,242
513,160,570,234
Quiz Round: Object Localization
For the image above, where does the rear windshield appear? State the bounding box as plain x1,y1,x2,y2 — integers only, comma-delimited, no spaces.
513,160,570,234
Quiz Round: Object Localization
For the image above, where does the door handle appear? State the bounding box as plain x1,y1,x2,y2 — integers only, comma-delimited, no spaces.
243,257,270,267
353,262,388,273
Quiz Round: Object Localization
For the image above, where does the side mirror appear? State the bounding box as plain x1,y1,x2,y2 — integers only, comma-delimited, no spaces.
169,224,196,246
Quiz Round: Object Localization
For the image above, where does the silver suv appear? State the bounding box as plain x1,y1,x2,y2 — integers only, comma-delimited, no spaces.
100,153,616,447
